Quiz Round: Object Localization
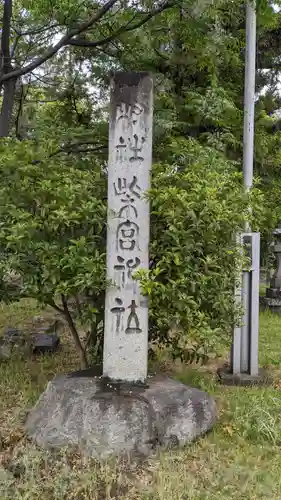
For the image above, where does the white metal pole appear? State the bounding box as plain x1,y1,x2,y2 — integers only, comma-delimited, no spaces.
243,1,256,195
231,1,258,377
241,0,257,374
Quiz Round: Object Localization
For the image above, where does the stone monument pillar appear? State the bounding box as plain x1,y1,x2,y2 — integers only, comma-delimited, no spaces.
103,72,153,382
25,72,217,457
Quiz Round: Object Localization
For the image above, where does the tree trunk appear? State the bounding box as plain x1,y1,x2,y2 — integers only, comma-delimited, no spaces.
0,0,16,138
0,77,17,137
61,294,88,369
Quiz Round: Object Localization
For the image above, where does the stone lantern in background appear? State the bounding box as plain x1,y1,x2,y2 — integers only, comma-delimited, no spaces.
260,225,281,313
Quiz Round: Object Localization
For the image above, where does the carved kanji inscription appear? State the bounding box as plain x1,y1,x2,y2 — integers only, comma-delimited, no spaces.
104,72,153,382
125,300,142,334
116,220,140,252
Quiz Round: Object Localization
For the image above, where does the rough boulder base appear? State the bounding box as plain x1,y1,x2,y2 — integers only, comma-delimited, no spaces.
25,370,217,458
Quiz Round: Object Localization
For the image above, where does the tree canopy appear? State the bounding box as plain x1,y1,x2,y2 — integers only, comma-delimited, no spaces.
1,0,281,366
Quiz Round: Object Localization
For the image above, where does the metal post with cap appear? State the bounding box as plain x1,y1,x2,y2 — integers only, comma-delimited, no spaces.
220,1,262,384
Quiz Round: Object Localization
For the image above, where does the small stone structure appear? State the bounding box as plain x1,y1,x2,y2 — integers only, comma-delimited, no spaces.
260,226,281,313
32,331,60,354
25,72,217,458
0,322,61,360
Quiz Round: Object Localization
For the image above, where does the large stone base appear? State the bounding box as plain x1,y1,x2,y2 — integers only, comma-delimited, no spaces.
25,367,217,458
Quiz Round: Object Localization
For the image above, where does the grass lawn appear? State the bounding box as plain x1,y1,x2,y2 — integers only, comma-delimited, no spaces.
1,302,281,499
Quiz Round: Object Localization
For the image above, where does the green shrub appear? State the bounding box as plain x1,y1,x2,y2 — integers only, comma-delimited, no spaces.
139,138,262,362
0,137,265,367
0,139,107,368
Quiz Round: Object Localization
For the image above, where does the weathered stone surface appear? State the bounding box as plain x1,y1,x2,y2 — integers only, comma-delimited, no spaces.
0,340,12,360
259,226,281,314
260,296,281,313
269,226,281,289
0,327,28,360
103,72,153,383
25,371,216,458
266,288,281,299
0,323,61,360
3,327,25,345
32,318,64,334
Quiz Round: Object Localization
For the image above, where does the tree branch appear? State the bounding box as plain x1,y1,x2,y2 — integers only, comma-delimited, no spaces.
0,0,175,84
69,1,175,47
65,146,107,155
49,142,107,158
10,34,20,58
0,0,119,83
30,71,61,86
11,22,60,38
49,299,65,315
15,82,25,139
11,23,60,60
30,142,107,165
61,294,88,369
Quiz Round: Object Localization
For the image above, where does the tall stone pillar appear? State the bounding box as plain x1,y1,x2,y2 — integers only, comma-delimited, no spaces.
103,72,153,382
260,226,281,313
25,73,217,460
